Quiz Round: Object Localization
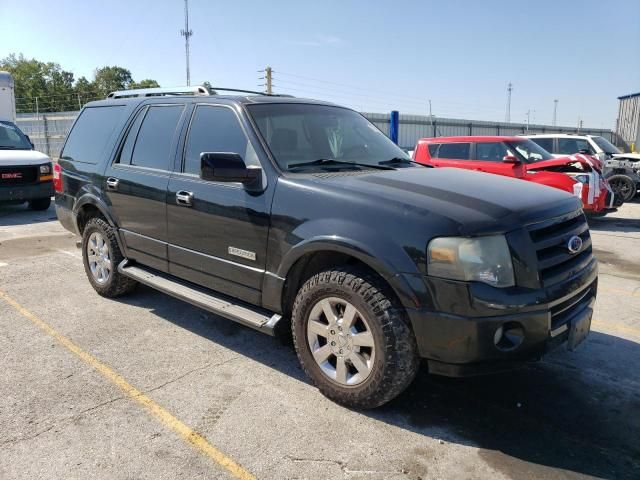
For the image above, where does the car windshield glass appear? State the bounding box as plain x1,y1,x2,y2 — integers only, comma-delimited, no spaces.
592,136,621,154
506,139,554,163
247,103,411,171
0,121,32,150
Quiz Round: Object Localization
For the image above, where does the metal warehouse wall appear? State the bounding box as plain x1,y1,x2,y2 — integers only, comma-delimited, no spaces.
616,94,640,148
361,112,619,150
16,110,619,160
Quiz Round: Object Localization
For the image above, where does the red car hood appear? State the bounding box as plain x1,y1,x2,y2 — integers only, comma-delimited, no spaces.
526,154,600,172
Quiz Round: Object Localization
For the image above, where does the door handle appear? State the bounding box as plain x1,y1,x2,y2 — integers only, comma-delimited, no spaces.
106,177,119,190
176,190,194,207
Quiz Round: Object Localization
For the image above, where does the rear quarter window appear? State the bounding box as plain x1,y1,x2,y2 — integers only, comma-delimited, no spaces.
531,138,554,153
61,106,126,164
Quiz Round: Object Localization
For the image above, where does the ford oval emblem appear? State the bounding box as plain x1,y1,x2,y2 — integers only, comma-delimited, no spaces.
567,235,583,254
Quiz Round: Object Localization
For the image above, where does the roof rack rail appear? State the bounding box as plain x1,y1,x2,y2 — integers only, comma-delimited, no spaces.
107,85,210,99
106,85,295,99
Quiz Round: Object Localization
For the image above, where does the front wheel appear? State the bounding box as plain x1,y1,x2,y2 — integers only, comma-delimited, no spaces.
607,174,636,202
292,268,419,409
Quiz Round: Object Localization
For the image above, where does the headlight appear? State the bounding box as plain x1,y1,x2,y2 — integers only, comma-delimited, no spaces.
39,164,51,174
427,235,515,287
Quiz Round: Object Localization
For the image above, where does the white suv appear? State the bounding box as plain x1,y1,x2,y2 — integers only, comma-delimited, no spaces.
523,134,639,201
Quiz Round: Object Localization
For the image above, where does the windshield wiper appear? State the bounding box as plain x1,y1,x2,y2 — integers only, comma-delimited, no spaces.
379,157,431,167
0,146,20,150
288,158,395,170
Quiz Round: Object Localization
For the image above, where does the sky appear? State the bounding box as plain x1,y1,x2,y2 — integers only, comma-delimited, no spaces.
1,0,638,129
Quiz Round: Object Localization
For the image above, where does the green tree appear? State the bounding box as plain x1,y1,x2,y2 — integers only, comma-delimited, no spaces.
129,79,160,89
92,66,133,97
0,53,75,112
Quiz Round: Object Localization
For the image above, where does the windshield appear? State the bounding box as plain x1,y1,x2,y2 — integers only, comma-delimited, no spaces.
247,103,410,171
592,136,621,154
506,139,554,163
0,121,32,150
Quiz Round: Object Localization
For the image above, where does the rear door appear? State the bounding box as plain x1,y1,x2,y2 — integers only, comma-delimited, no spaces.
103,102,186,272
166,103,273,305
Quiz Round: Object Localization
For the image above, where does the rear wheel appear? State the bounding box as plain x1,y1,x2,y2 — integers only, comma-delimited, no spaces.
607,174,636,202
82,217,137,297
28,197,51,211
292,268,419,409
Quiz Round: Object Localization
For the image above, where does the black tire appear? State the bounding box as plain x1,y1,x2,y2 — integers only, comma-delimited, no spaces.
28,197,51,211
292,268,420,409
607,174,636,202
82,217,137,297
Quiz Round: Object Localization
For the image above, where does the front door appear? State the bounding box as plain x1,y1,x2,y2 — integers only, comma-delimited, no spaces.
103,103,186,272
473,141,526,178
167,104,273,306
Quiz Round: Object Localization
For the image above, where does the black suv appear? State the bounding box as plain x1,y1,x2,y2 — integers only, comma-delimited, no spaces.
55,87,597,408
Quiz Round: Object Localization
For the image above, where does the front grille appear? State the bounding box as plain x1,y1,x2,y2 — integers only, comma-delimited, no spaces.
528,210,593,287
0,165,38,186
550,281,596,331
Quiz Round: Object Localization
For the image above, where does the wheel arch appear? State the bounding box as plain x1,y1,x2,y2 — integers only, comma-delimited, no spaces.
269,237,423,321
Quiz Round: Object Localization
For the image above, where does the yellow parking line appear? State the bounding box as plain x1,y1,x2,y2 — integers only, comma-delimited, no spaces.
0,290,256,480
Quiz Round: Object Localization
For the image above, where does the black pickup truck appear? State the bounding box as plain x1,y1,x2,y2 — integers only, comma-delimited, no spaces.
55,88,597,408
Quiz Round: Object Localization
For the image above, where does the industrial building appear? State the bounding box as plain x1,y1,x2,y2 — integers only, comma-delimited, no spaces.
617,91,640,151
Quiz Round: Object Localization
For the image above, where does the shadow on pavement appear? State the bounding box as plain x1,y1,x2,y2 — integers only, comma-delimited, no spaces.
117,286,640,479
0,201,56,226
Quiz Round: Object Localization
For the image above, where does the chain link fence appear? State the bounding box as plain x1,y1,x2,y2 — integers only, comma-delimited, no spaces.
14,108,622,160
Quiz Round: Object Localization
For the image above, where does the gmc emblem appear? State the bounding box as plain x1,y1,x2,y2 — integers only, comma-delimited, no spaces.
1,173,22,179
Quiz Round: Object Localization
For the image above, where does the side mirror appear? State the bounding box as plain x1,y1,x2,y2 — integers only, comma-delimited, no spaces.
578,149,592,155
200,152,262,184
503,155,520,164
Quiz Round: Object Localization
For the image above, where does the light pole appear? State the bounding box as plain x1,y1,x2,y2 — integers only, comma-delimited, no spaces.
180,0,193,86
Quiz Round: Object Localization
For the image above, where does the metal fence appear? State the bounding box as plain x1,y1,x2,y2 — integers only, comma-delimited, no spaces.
361,113,621,150
16,109,621,160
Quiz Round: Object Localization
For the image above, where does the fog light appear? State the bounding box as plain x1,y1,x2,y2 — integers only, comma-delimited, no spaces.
494,322,525,351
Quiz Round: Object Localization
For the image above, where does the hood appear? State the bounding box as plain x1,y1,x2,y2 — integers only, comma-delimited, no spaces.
306,167,580,235
0,149,51,166
526,154,598,173
612,153,640,161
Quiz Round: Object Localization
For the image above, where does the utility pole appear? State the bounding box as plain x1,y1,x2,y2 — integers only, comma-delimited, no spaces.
428,99,435,136
553,99,558,126
578,118,583,133
525,109,531,131
265,66,273,95
180,0,193,86
505,82,513,123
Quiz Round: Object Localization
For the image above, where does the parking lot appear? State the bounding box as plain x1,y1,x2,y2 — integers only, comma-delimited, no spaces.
1,201,639,480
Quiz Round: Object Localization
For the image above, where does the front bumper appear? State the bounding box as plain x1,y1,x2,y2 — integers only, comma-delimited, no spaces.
0,181,53,202
404,257,597,376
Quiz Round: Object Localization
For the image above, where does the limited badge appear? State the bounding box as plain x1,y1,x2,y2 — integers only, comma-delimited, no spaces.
228,247,256,261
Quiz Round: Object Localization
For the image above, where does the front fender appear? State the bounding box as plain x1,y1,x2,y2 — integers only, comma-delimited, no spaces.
267,219,429,311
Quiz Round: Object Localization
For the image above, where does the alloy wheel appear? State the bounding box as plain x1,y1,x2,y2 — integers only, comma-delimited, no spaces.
306,297,376,386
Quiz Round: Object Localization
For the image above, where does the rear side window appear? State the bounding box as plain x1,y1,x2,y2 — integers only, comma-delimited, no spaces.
436,143,470,159
557,138,591,155
183,105,256,175
129,105,184,170
475,142,510,162
61,106,126,164
531,138,554,153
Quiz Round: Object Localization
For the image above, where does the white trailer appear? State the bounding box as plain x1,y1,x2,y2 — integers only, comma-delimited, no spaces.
0,71,16,123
